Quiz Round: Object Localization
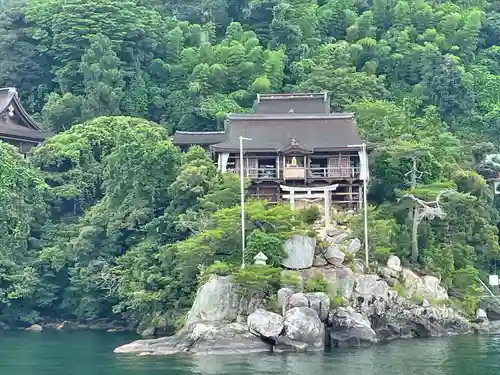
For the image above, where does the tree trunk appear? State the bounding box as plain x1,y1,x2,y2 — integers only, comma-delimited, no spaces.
411,205,419,263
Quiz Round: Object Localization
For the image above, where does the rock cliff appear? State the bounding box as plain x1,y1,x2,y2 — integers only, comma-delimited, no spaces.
114,248,486,356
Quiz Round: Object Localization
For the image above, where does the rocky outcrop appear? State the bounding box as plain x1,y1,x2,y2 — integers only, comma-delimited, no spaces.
115,275,273,356
115,322,271,356
184,274,241,327
282,235,316,269
114,254,483,356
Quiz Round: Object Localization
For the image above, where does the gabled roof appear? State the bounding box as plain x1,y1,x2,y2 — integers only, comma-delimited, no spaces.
210,113,363,153
254,92,330,114
171,130,227,146
0,87,52,143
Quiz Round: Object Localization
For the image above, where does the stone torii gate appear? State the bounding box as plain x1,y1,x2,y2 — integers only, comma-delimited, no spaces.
280,184,339,225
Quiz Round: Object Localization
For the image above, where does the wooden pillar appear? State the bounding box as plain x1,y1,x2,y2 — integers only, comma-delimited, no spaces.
276,155,280,179
358,185,362,211
324,189,330,226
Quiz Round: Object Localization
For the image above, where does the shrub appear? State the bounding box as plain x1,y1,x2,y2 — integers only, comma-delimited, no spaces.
392,281,405,296
245,230,287,266
231,265,282,297
206,261,234,276
297,205,321,224
372,246,393,263
304,273,329,293
281,270,301,288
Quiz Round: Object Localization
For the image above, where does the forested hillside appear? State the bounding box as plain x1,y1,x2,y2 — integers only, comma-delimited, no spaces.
1,0,500,330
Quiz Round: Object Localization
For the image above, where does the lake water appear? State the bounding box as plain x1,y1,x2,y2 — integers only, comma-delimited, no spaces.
1,331,500,375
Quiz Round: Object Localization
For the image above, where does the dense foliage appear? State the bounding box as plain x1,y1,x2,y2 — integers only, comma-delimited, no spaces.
2,0,500,327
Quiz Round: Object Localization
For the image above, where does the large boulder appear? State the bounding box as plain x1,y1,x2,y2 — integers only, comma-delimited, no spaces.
354,275,389,301
327,307,377,348
402,272,448,302
282,235,316,270
476,309,488,321
283,307,325,349
305,292,330,322
387,255,402,272
247,309,284,340
478,298,500,321
422,276,448,301
114,323,271,356
287,293,309,309
184,275,240,327
25,324,43,332
345,238,361,255
324,245,345,266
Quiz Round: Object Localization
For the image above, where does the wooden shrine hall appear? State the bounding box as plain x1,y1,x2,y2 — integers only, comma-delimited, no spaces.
172,92,373,212
0,87,51,154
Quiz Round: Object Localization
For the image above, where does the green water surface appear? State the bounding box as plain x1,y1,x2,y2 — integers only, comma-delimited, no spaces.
0,331,499,375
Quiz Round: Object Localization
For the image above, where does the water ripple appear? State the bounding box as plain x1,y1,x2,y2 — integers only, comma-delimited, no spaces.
1,332,499,375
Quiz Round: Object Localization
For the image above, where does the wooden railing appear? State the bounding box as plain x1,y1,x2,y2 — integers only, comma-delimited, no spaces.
227,166,361,179
308,166,360,179
227,167,278,179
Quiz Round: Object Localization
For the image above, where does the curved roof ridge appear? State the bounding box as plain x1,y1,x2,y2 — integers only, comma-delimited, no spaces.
175,130,226,134
0,87,43,130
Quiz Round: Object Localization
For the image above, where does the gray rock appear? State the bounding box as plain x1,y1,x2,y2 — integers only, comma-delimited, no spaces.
313,255,328,267
478,298,500,321
185,274,240,327
354,260,365,274
274,336,308,352
115,323,271,356
422,276,448,302
141,327,156,337
378,266,400,279
277,288,294,315
345,238,361,255
247,309,284,339
327,307,377,348
324,245,345,266
56,321,78,331
421,299,431,308
25,324,43,332
287,293,309,310
284,307,325,349
188,323,271,356
326,230,349,245
354,275,389,301
347,291,472,342
305,292,330,322
476,308,488,321
404,273,448,302
387,255,402,272
282,235,316,270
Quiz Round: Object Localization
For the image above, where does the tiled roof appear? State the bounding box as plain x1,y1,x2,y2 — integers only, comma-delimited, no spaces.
0,87,51,143
172,131,227,146
254,92,330,114
0,120,51,142
210,113,362,152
